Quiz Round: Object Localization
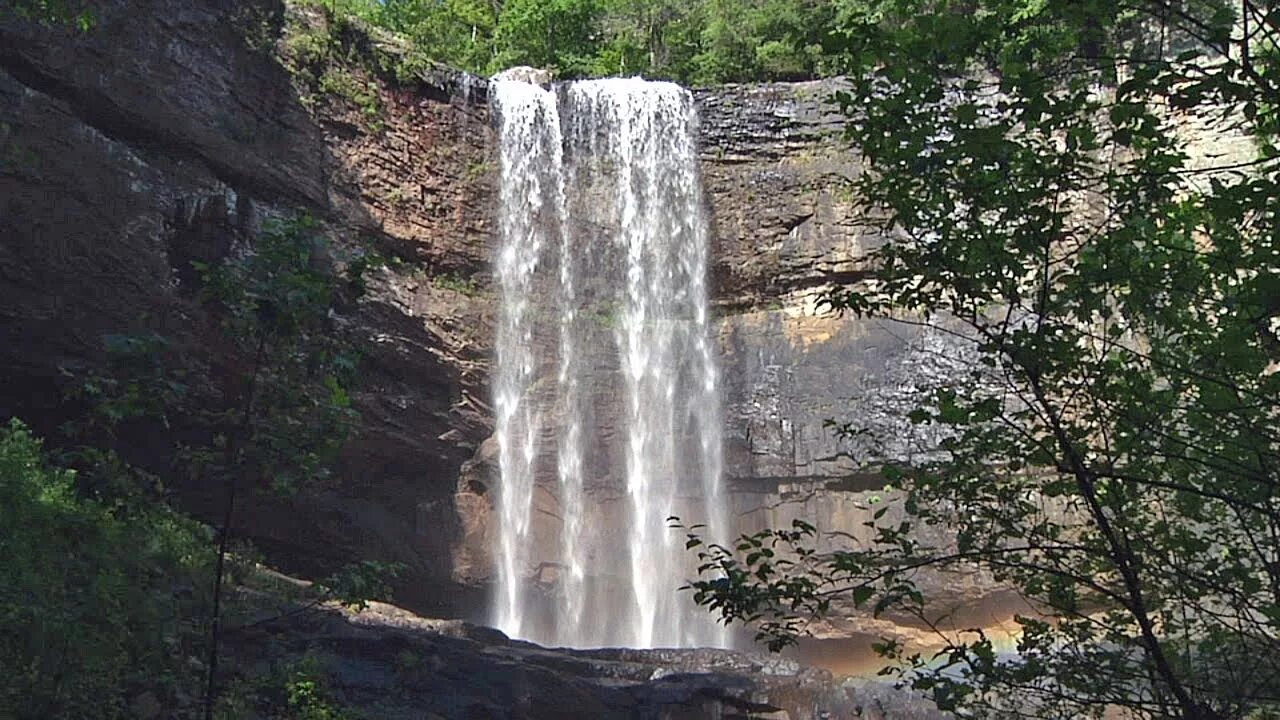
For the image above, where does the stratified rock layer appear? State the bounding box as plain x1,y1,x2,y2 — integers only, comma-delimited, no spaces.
0,0,1001,641
0,0,494,615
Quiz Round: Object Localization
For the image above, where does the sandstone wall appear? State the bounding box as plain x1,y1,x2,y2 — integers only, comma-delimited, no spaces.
0,1,996,630
0,0,494,614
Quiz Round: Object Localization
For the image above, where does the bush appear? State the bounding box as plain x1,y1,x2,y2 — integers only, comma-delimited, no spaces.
0,419,213,719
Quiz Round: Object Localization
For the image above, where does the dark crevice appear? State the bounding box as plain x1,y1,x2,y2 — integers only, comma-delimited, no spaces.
727,471,889,494
713,268,869,314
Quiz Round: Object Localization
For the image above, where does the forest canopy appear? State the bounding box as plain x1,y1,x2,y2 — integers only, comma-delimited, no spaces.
321,0,849,84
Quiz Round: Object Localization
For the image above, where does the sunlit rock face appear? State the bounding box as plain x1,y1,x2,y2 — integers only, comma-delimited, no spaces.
489,74,730,649
0,0,1004,653
700,81,1007,640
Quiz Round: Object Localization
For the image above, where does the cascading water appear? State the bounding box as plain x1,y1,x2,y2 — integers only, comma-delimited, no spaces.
491,74,729,649
491,77,565,640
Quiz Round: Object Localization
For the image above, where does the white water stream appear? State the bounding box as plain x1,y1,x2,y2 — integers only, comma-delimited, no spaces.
491,75,729,649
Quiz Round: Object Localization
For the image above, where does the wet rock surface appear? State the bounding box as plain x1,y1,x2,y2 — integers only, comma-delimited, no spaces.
230,600,949,719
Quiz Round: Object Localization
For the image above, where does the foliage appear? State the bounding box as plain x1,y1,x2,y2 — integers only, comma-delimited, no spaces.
283,656,356,720
313,560,405,612
1,0,95,31
365,0,500,76
188,213,362,718
318,67,384,129
57,331,200,509
431,271,481,297
50,213,372,718
689,0,838,83
189,213,359,500
586,0,703,79
208,652,361,720
281,8,389,129
304,0,851,84
492,0,602,77
0,419,213,719
687,1,1280,719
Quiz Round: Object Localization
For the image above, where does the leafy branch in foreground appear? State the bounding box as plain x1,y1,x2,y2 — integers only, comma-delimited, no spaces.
688,2,1280,719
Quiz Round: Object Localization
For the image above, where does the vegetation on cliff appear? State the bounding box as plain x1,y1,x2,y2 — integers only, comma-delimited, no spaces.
0,420,213,719
308,0,845,84
688,1,1280,718
0,0,95,31
0,214,394,718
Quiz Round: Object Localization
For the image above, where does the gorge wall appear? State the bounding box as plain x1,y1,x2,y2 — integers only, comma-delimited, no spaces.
0,0,994,644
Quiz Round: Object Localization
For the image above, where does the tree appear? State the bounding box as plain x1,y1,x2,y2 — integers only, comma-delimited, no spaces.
65,214,368,720
492,0,603,77
692,0,836,83
591,0,705,78
372,0,500,75
190,214,360,720
316,0,846,83
687,1,1280,718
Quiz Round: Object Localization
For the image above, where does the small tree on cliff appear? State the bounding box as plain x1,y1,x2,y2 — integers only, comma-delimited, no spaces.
190,214,360,720
55,214,395,717
686,1,1280,718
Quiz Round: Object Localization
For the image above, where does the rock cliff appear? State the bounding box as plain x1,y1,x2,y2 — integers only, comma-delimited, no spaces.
0,0,999,650
0,0,495,615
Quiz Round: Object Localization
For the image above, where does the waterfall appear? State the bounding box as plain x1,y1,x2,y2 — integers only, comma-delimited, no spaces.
491,78,564,640
490,75,729,649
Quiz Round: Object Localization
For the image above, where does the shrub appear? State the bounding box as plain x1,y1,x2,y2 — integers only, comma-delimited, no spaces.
0,419,213,719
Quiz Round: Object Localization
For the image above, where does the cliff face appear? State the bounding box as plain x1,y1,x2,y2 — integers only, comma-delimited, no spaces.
694,81,960,488
0,0,994,633
0,0,495,614
699,84,1003,639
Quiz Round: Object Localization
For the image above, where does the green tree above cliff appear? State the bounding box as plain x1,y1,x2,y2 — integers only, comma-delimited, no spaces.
316,0,844,83
686,1,1280,718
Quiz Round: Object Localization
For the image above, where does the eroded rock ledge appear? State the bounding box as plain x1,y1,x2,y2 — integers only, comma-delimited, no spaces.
228,599,947,720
